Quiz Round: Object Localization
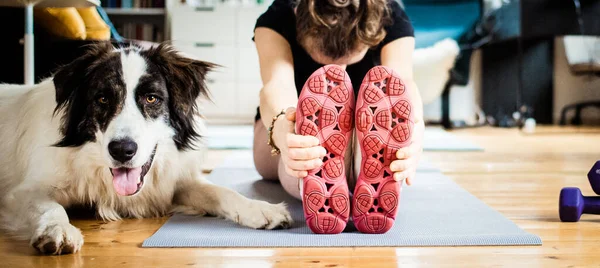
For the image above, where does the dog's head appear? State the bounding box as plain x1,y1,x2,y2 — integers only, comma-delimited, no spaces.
53,42,214,196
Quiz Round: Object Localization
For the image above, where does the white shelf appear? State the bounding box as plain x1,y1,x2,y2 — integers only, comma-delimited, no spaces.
104,8,165,15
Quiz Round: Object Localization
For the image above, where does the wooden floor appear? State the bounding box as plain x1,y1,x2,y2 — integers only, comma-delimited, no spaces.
2,126,600,267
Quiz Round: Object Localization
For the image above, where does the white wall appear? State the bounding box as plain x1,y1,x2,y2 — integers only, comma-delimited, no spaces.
554,37,600,124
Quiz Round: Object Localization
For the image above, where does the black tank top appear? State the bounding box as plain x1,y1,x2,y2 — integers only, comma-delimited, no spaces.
253,0,414,121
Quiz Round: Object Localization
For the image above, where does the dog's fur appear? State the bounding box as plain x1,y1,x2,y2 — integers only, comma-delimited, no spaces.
0,43,292,255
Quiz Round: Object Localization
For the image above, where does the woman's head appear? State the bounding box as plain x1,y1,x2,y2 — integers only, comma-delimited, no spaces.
295,0,391,65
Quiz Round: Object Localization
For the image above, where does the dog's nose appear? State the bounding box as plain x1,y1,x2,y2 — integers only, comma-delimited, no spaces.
108,139,138,163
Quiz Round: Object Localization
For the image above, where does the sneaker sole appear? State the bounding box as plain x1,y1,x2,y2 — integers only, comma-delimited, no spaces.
353,66,412,234
296,65,355,234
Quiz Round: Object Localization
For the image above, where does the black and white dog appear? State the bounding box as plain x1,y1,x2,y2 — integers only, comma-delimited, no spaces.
0,43,292,255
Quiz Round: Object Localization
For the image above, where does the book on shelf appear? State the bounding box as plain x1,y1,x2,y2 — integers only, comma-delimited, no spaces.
115,23,164,42
101,0,164,8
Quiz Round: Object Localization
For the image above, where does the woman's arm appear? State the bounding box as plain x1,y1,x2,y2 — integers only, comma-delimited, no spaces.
381,36,425,186
254,27,326,178
254,27,298,129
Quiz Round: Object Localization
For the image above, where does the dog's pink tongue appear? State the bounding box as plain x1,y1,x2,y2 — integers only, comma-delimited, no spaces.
111,168,142,196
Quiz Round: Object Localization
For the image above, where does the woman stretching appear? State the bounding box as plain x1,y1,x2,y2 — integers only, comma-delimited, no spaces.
252,0,424,234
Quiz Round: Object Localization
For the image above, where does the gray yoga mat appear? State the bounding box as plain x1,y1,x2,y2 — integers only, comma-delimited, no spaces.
205,125,483,151
218,150,441,172
143,168,541,247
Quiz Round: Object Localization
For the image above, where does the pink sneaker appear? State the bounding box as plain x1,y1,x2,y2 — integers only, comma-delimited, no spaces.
296,65,355,234
353,66,413,234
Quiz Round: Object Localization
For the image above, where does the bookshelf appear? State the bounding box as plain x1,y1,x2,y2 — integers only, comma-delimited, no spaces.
102,1,167,42
104,7,165,15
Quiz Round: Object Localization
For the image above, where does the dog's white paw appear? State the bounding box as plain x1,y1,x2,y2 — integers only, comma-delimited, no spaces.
236,201,293,230
30,223,83,255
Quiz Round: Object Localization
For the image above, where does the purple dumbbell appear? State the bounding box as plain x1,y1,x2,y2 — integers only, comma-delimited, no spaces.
588,160,600,195
559,187,600,222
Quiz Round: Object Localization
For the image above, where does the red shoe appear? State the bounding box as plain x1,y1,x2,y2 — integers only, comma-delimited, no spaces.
296,65,355,234
353,66,413,234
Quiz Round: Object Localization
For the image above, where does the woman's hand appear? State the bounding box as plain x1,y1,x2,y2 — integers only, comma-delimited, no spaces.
389,120,424,185
272,107,327,178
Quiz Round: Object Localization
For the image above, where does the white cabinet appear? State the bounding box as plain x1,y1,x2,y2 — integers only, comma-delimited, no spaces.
236,46,262,83
237,82,263,118
172,41,236,81
199,81,238,118
236,6,265,47
170,6,236,45
169,4,268,124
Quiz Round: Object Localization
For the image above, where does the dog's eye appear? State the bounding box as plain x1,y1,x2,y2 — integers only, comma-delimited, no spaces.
97,96,108,104
146,95,160,104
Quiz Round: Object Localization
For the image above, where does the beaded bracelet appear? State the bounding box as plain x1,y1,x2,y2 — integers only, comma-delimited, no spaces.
267,109,286,156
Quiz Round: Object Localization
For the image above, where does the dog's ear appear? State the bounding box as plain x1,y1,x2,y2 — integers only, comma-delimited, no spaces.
143,43,216,151
53,42,115,113
53,41,115,147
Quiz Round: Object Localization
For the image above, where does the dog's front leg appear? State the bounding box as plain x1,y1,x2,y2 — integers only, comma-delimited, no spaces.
174,179,293,229
1,189,83,255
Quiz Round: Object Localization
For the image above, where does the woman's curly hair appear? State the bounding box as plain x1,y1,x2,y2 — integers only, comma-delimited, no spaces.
295,0,392,59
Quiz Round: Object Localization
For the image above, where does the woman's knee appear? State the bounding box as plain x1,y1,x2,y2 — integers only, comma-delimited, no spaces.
254,159,279,181
253,120,280,180
278,160,302,200
252,144,280,180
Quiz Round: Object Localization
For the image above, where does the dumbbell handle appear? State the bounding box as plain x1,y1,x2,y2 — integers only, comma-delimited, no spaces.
582,196,600,214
